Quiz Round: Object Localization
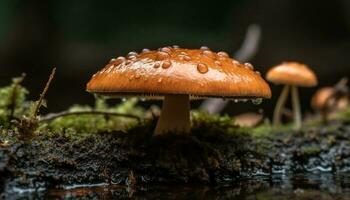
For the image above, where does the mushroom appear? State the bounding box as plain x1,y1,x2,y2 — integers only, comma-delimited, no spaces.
311,87,347,122
266,62,317,130
311,87,336,111
233,112,263,128
87,47,271,135
311,79,349,122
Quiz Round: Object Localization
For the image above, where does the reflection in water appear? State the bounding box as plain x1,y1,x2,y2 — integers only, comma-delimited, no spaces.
5,173,350,199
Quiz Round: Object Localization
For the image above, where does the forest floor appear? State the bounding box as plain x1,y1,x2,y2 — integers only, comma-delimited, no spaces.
1,77,350,199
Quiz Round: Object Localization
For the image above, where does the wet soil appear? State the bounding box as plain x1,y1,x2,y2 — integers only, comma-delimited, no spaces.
1,120,350,199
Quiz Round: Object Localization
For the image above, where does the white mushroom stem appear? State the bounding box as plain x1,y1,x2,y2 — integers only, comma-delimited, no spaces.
154,94,191,135
273,85,290,127
291,86,302,130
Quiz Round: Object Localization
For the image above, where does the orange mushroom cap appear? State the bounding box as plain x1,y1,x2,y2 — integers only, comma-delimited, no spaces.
87,47,271,99
311,87,349,111
266,62,318,87
311,87,334,111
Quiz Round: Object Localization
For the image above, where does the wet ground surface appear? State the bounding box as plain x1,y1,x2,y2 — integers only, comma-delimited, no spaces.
2,119,350,199
2,173,350,199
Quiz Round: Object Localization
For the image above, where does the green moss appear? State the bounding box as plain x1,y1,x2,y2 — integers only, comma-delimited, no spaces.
301,146,321,157
337,106,350,121
0,77,28,128
40,98,145,139
191,111,237,135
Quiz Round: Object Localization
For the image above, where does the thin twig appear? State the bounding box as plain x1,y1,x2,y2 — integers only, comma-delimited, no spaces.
200,24,262,114
39,111,141,123
33,68,56,118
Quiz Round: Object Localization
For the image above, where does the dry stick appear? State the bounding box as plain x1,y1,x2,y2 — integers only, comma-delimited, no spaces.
32,68,56,118
8,73,26,119
200,24,262,114
11,70,55,140
39,111,141,123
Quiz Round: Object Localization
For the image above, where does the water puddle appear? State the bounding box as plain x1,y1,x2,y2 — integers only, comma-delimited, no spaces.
3,173,350,199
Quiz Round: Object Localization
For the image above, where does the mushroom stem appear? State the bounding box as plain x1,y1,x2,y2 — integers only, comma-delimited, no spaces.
291,86,302,130
154,94,191,135
273,85,290,127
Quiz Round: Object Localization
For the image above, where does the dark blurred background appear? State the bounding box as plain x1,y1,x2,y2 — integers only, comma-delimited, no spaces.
0,0,349,116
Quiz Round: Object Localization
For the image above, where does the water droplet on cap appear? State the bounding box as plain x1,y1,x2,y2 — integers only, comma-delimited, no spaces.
117,56,126,62
162,60,172,69
128,55,137,60
161,47,172,54
200,46,210,50
184,55,191,61
197,63,209,74
172,45,180,49
127,51,138,57
215,61,222,66
179,55,191,61
244,63,254,70
153,62,161,68
142,48,150,53
156,51,169,60
232,60,240,65
157,78,162,83
255,71,261,76
202,50,214,57
217,51,229,57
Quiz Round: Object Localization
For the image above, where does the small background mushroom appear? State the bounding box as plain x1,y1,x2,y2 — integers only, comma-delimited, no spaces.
311,78,349,122
266,62,318,130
